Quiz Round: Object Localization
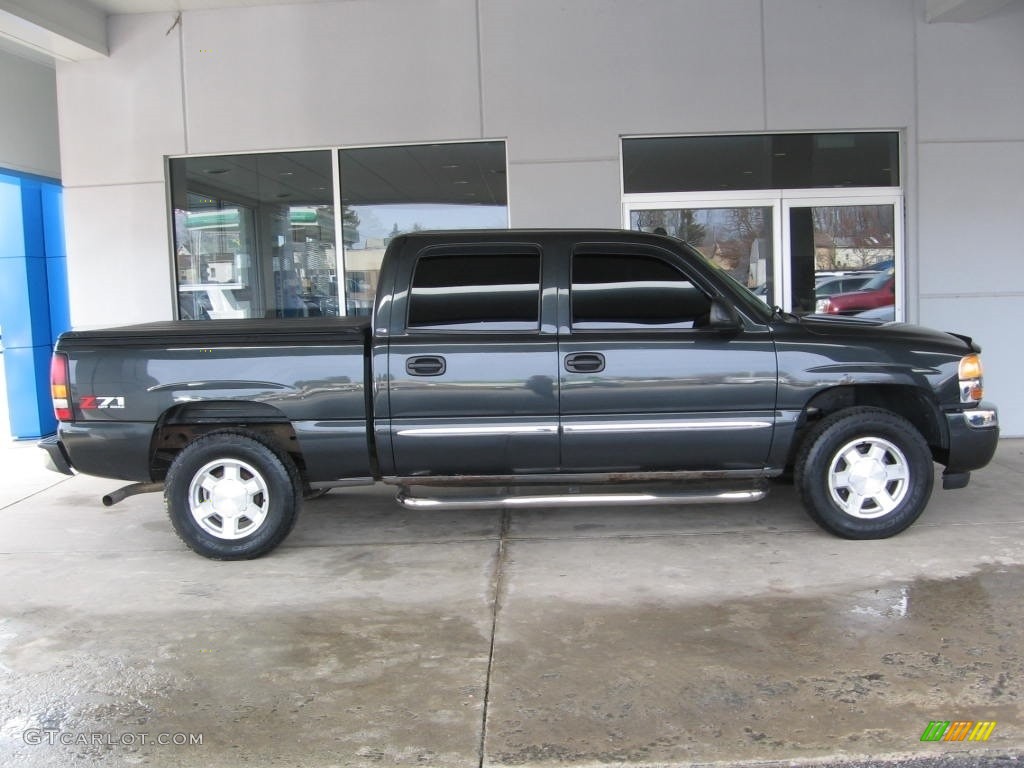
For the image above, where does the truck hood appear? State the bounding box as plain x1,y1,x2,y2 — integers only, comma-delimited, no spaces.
794,313,980,354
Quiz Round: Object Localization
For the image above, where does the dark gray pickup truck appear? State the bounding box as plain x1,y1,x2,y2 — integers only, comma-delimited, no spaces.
41,230,999,558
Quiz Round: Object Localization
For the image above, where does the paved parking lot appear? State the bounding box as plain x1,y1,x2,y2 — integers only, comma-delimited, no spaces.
1,362,1022,767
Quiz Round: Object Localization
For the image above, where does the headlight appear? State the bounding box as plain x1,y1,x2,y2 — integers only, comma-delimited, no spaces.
958,354,984,403
815,298,829,313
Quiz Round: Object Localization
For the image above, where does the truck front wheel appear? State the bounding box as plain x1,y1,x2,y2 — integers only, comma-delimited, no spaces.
165,432,301,559
795,407,934,539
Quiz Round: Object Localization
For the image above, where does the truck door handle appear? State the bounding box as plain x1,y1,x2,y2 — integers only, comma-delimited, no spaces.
564,352,605,373
406,355,446,376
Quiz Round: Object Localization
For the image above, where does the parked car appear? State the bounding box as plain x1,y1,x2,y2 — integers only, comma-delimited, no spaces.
814,275,873,299
816,271,895,315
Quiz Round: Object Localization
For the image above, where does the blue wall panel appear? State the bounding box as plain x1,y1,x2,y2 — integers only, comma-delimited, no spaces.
42,183,70,343
0,174,23,254
0,254,51,349
1,345,52,438
0,170,65,439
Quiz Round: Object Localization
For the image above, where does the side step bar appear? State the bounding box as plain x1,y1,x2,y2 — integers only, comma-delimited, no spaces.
396,484,767,510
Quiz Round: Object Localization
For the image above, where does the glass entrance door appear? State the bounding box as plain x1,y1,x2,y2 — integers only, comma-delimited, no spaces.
626,191,903,319
627,197,782,306
782,196,903,320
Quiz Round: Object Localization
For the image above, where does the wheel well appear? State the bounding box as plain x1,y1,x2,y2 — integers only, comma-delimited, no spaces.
148,402,306,482
787,385,946,470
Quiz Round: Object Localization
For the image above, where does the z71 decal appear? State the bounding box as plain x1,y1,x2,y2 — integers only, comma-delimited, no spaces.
80,395,126,410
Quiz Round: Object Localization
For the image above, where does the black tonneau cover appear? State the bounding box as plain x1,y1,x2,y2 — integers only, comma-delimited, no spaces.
56,317,371,349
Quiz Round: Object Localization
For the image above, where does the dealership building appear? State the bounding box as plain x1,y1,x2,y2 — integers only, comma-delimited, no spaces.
1,0,1022,438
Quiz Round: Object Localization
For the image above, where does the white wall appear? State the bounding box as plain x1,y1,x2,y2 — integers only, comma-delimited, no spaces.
0,46,60,179
57,13,185,327
53,0,1024,433
914,0,1024,435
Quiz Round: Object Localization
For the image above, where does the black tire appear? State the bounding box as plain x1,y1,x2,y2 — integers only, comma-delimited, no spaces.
795,407,934,539
165,432,301,559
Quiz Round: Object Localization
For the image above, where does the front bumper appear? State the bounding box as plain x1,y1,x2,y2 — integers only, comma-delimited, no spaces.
944,402,999,476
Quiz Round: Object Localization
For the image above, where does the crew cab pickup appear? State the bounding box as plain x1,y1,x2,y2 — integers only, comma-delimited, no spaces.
40,230,1000,559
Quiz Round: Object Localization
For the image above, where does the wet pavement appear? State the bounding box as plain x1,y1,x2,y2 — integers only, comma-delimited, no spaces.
1,360,1022,766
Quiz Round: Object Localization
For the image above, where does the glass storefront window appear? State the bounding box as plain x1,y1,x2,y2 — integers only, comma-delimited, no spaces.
169,142,509,320
174,199,256,319
338,141,509,315
169,151,338,320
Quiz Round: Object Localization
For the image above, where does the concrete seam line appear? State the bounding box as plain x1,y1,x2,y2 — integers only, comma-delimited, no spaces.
0,476,75,512
478,509,510,768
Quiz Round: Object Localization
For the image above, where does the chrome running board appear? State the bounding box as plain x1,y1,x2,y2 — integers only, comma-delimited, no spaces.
395,483,767,510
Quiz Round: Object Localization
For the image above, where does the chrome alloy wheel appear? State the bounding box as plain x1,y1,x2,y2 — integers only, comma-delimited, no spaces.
827,436,910,519
187,458,271,540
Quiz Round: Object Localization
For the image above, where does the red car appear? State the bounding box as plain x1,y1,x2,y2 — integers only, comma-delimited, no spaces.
816,271,895,315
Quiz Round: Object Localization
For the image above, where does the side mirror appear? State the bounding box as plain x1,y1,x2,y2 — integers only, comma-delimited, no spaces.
709,297,742,333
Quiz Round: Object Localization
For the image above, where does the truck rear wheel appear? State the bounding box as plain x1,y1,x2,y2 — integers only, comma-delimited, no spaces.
165,432,301,559
795,407,934,539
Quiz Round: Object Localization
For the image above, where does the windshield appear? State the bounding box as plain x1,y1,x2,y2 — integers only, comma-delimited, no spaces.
861,270,894,290
706,259,774,323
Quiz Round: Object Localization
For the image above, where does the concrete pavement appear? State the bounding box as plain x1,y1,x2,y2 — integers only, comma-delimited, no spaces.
1,356,1022,767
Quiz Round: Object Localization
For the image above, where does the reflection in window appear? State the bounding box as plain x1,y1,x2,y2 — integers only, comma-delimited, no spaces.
790,204,895,316
572,253,711,329
170,142,509,321
631,207,774,302
339,142,509,316
169,151,338,320
408,253,540,330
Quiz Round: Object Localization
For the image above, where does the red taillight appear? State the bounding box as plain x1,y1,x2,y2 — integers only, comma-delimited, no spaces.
50,353,73,422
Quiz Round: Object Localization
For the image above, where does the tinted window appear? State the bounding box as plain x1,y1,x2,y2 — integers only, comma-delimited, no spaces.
408,253,541,330
622,132,899,193
572,253,711,329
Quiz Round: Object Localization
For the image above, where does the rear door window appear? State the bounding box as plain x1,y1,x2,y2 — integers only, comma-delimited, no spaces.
408,252,542,331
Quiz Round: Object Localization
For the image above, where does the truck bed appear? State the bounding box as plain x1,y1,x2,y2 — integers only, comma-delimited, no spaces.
52,316,374,484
